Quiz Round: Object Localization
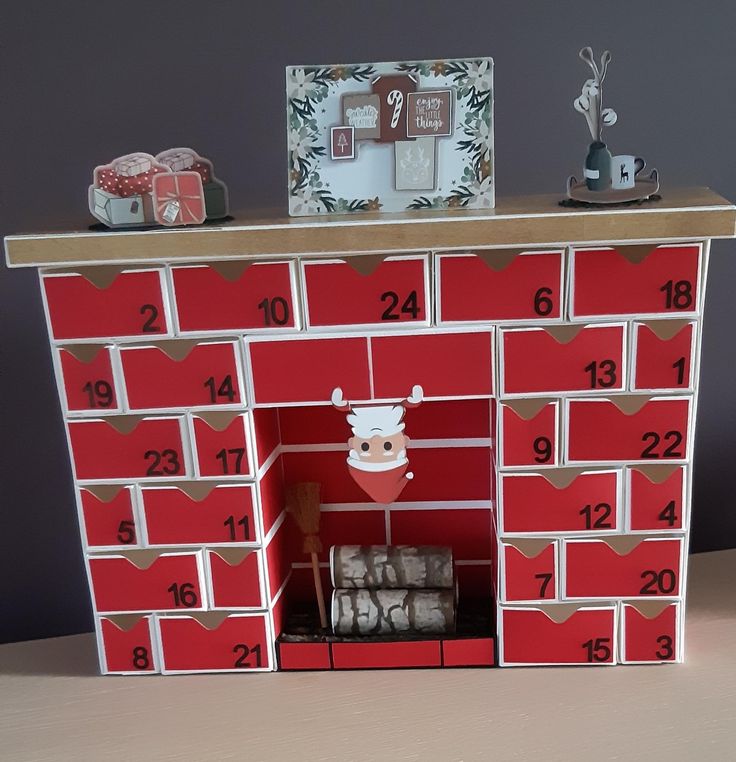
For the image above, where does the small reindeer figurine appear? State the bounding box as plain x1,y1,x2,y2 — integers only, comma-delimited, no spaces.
331,385,423,503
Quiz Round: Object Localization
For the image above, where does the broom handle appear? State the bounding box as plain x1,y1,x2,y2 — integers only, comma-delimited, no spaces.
311,551,328,629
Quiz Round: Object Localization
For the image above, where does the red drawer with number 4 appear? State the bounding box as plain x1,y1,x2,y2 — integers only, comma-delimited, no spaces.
302,256,429,328
80,486,138,548
501,324,625,395
69,416,187,481
631,321,696,391
206,549,264,609
500,605,616,665
498,399,558,468
141,483,258,546
500,540,557,602
628,465,686,532
120,340,242,410
564,537,683,599
621,602,680,663
158,613,270,673
570,243,701,318
436,250,564,323
43,268,170,340
98,615,158,674
191,412,254,478
57,345,120,413
171,261,298,332
566,396,691,463
88,550,206,613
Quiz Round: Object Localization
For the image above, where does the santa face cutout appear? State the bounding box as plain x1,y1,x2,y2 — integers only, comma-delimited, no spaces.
332,386,423,504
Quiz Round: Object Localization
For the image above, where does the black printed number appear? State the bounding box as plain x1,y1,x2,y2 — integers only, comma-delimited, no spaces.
233,643,262,668
658,500,678,527
640,431,684,459
535,573,553,598
116,520,136,545
224,514,251,541
144,449,181,476
660,280,693,310
532,436,552,464
215,448,246,475
533,287,554,317
204,375,236,403
579,502,613,530
673,357,686,386
582,637,611,662
584,359,617,389
380,290,420,321
639,569,677,595
140,304,162,332
167,582,198,608
656,635,674,660
82,380,114,408
132,646,150,670
257,296,290,326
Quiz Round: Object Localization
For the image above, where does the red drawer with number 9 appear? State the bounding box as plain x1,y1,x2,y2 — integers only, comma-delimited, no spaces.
171,261,299,333
191,411,254,478
57,345,120,413
89,550,206,613
437,249,564,323
69,416,187,481
158,613,271,673
302,255,429,329
98,615,158,674
43,268,170,340
80,485,139,548
570,243,701,318
498,399,558,468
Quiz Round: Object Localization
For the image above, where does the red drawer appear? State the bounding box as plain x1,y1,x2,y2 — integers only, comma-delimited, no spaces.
631,321,696,391
120,340,242,410
332,640,441,669
89,550,205,613
571,243,701,318
57,345,119,412
501,324,625,395
566,396,691,463
437,250,564,323
98,615,158,674
191,411,254,478
278,642,332,671
500,540,557,602
500,605,616,665
302,256,429,328
69,416,187,481
371,330,493,399
564,537,683,599
206,549,264,609
499,469,620,534
141,483,258,545
158,613,270,673
80,486,139,548
621,602,680,663
248,336,371,405
498,399,558,468
171,261,298,332
628,465,686,532
43,268,170,340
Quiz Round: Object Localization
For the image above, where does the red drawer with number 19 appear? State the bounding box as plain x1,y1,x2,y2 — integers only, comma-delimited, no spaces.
57,345,119,412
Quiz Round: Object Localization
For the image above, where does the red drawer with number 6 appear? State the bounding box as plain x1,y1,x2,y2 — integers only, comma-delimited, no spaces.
120,340,242,410
437,249,564,323
57,345,120,413
43,268,170,340
69,416,187,481
98,615,158,674
566,396,691,463
500,540,557,602
621,602,680,663
570,243,701,318
302,256,429,329
191,412,254,478
80,485,138,548
631,321,696,391
158,613,271,673
498,400,558,468
628,465,686,532
88,550,206,613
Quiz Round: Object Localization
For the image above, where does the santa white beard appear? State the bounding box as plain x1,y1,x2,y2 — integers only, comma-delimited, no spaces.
346,452,413,504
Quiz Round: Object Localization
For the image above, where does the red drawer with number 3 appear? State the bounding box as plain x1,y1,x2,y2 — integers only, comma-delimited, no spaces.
621,602,680,663
98,615,158,674
302,256,429,329
58,345,120,412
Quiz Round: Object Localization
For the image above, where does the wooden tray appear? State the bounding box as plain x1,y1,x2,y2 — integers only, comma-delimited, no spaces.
566,169,660,204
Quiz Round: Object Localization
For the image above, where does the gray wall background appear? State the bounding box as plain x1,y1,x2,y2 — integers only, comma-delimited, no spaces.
2,0,735,643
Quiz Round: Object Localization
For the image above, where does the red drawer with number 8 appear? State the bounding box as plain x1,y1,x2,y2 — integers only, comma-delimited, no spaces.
171,261,298,333
120,340,242,411
43,268,170,340
498,400,558,468
302,256,429,329
80,485,138,548
158,613,270,673
437,250,564,323
191,412,254,478
88,550,206,613
570,243,701,318
631,321,696,391
57,345,120,412
98,615,158,674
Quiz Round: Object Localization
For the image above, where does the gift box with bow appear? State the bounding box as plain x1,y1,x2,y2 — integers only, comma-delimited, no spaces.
152,171,207,226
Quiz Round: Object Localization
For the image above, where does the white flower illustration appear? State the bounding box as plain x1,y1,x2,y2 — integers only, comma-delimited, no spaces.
288,127,312,164
291,185,323,215
287,68,318,102
465,175,493,208
465,60,491,92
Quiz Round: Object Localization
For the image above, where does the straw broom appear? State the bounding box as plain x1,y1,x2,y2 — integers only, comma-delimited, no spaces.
286,482,328,629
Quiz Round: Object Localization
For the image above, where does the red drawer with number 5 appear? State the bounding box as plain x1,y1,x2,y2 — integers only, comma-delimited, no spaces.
171,261,298,333
621,602,680,663
437,249,564,323
80,485,138,548
57,345,120,413
191,412,254,478
498,400,558,468
631,321,696,391
570,243,701,318
43,268,170,340
158,613,271,673
98,615,158,674
302,256,429,329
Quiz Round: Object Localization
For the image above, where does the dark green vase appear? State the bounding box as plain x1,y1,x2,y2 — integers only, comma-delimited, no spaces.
584,141,612,191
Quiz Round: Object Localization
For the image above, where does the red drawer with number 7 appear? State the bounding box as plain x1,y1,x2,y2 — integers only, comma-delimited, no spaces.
500,540,557,602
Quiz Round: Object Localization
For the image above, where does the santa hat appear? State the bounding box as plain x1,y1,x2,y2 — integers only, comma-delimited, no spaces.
347,404,405,438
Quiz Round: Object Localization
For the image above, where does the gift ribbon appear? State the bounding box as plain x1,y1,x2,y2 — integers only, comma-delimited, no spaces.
156,174,202,223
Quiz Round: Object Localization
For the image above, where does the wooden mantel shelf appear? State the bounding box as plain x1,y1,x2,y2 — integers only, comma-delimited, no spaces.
5,187,735,268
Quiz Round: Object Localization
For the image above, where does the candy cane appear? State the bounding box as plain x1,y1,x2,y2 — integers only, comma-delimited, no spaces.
387,89,404,128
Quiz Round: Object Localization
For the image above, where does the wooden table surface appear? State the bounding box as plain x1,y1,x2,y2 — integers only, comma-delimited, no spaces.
2,549,735,762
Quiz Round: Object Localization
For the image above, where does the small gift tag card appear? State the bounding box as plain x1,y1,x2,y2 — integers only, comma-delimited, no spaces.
331,126,355,160
395,137,436,190
162,200,181,223
407,89,453,137
342,94,381,139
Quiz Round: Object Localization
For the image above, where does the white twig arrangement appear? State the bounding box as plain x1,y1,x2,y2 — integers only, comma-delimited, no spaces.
573,47,617,141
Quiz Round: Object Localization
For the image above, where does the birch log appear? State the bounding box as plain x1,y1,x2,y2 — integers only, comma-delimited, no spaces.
331,545,454,589
332,589,456,636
